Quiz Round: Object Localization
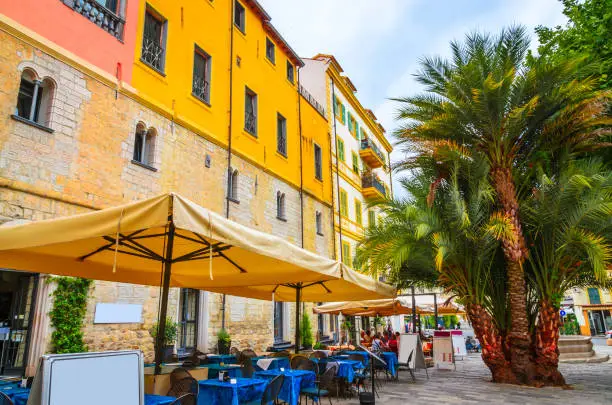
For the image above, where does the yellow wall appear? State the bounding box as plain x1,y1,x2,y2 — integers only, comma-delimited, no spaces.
300,96,332,204
229,1,301,187
132,0,231,149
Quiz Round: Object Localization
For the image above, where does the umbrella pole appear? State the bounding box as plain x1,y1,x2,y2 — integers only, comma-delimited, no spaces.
411,286,416,333
295,284,302,354
433,292,438,329
154,222,175,375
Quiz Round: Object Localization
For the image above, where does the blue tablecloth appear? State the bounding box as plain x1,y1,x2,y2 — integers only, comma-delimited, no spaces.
326,360,362,383
6,389,174,405
254,369,315,405
198,378,267,405
381,352,398,377
252,356,290,371
0,385,30,401
206,364,243,379
207,354,238,365
344,350,371,367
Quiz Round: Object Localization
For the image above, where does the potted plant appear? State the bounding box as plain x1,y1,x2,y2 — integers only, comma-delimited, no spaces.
149,317,178,362
301,313,314,350
217,329,231,354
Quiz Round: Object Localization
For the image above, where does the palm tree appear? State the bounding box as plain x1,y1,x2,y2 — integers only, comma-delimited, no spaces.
356,153,519,383
394,26,609,382
522,159,611,385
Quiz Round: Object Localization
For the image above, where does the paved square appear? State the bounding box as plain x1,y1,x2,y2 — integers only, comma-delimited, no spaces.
335,352,612,405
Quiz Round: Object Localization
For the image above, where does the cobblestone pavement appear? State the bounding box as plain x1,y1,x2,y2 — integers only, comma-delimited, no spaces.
335,353,612,405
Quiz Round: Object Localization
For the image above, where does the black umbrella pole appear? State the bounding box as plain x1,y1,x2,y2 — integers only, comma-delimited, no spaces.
295,286,302,353
155,222,175,375
411,286,417,333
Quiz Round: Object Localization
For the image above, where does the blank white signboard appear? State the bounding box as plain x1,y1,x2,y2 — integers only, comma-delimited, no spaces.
28,350,143,405
94,303,143,324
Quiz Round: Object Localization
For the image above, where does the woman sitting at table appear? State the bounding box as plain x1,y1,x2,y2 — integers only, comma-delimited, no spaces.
362,330,373,346
371,333,388,354
388,332,399,355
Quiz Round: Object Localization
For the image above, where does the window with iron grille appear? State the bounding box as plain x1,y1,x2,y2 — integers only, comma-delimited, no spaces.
192,46,211,104
141,8,166,73
234,1,246,32
274,301,284,343
177,289,199,355
315,211,323,236
265,38,275,64
276,113,287,156
287,61,294,83
244,87,257,136
314,144,323,180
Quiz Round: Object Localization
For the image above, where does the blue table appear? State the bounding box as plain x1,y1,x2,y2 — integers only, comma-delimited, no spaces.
252,356,290,371
145,394,177,405
0,385,30,401
207,354,238,365
206,364,243,379
254,369,315,405
7,389,174,405
326,360,363,383
198,378,267,405
381,352,398,377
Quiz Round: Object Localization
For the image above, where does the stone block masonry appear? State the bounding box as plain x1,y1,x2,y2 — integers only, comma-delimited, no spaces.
0,30,335,368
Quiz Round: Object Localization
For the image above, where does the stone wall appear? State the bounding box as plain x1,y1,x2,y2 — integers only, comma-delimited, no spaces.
0,29,335,368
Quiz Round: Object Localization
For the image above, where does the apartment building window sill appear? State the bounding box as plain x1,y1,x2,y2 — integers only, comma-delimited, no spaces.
130,160,157,172
316,232,324,237
139,59,166,77
191,93,211,108
11,115,54,134
228,197,240,204
276,151,288,160
276,216,287,222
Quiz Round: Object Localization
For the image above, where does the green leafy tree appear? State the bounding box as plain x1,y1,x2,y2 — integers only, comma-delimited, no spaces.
393,26,609,384
532,0,612,90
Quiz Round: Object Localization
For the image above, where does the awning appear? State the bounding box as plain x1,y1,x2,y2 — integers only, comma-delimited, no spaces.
313,297,418,316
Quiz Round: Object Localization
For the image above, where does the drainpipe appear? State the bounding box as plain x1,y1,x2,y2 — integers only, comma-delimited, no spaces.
222,0,237,331
330,79,343,264
297,67,305,248
328,131,337,260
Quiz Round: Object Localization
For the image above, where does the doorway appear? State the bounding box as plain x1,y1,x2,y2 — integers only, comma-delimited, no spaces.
0,271,38,376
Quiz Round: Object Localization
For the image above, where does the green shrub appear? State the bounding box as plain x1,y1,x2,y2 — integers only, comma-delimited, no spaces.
301,312,314,348
49,277,92,354
149,317,178,346
216,328,231,343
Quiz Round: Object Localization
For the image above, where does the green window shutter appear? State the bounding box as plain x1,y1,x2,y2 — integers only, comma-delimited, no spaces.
368,210,376,227
355,201,362,225
588,288,601,304
338,139,345,161
341,104,346,124
355,122,360,139
352,153,359,173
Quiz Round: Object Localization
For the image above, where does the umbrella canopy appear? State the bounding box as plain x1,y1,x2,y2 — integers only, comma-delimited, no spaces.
411,295,465,315
205,264,395,302
313,297,420,316
0,193,341,287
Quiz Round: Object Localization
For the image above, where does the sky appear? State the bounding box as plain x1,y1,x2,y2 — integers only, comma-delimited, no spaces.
258,0,569,197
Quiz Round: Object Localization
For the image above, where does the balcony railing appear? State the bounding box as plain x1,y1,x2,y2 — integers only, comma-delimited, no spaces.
192,77,210,103
63,0,125,40
245,112,257,135
299,85,326,117
362,173,386,198
141,34,165,72
360,138,385,164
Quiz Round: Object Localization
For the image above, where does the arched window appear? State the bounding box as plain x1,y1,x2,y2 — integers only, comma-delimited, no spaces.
315,211,323,235
15,69,54,127
133,123,156,167
276,191,286,221
228,169,239,201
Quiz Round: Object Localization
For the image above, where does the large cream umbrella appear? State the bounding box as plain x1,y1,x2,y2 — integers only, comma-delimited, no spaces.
0,193,394,370
313,297,421,317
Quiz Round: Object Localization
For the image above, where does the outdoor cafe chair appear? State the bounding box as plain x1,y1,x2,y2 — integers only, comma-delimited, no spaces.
271,350,290,358
245,374,285,405
169,392,197,405
167,376,199,401
290,355,309,370
241,349,258,358
169,368,194,386
230,347,240,355
297,359,318,373
239,353,256,378
405,350,416,382
301,364,337,405
309,351,328,360
0,392,13,405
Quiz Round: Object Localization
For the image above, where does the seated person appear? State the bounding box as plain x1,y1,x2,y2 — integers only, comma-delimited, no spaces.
381,331,390,344
362,329,373,345
388,333,398,355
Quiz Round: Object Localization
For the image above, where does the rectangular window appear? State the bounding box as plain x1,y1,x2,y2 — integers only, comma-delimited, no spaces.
342,242,351,267
286,61,294,83
339,189,348,217
274,301,284,343
192,46,211,104
177,289,199,355
330,314,337,333
348,113,357,137
355,199,362,226
315,211,323,236
351,152,359,174
276,113,287,156
141,8,167,73
244,87,257,136
337,138,345,162
368,210,376,227
266,38,275,64
16,78,42,123
314,144,323,181
234,1,246,32
333,96,345,124
588,288,602,305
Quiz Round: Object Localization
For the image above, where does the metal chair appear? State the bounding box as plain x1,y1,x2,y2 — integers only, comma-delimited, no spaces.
167,376,199,401
297,359,318,373
169,392,196,405
169,368,193,386
301,364,337,405
309,351,328,359
270,350,290,358
239,353,256,378
255,374,285,405
0,392,14,405
241,348,258,358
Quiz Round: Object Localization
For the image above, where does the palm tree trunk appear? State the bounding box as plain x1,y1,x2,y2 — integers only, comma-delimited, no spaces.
468,304,518,384
490,167,534,383
534,300,566,386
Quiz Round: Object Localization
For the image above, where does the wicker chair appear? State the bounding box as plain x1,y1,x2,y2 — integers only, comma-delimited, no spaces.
297,359,318,373
301,364,337,405
309,351,328,360
0,392,13,405
167,374,199,402
230,347,240,355
270,350,290,358
239,352,256,378
169,368,193,386
169,392,197,405
241,349,258,358
289,355,310,370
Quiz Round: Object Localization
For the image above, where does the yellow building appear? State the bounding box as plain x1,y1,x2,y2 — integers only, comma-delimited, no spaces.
571,268,612,336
